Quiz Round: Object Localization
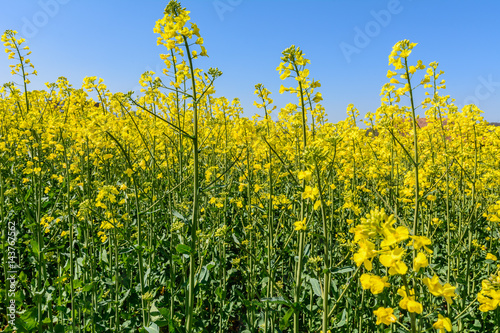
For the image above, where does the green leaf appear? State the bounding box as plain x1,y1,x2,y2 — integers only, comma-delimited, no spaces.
172,210,187,222
334,309,347,328
309,278,322,297
30,239,39,257
310,232,326,241
82,282,95,292
215,286,225,300
158,307,170,320
331,266,355,274
232,233,240,245
260,296,289,306
196,266,209,284
279,307,294,330
119,289,130,306
13,318,29,333
144,323,160,333
73,279,82,289
19,306,37,330
303,243,311,257
19,271,27,283
206,261,216,270
176,244,191,255
150,302,164,323
76,257,84,266
101,249,108,263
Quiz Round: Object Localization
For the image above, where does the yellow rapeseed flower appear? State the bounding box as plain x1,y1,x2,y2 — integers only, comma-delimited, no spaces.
433,314,452,332
423,275,457,304
477,276,500,312
413,252,429,273
302,186,319,200
379,247,408,275
359,273,390,295
409,235,433,254
397,287,423,314
294,217,307,231
353,239,377,271
297,170,312,182
486,253,498,261
373,307,397,325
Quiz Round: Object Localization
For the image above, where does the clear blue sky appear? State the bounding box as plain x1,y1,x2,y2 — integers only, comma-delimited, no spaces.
1,0,500,123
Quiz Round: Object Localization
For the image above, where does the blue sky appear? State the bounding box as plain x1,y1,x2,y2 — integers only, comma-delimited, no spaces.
1,0,500,123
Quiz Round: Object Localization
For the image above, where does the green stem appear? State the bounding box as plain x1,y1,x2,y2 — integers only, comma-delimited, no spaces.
183,34,200,333
403,57,419,237
63,140,75,331
294,229,305,333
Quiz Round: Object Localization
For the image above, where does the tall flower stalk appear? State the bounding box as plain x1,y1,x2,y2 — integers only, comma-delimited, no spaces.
153,2,220,331
277,45,323,333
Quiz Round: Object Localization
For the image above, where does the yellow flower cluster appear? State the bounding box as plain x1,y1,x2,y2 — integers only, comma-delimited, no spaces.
423,275,457,304
294,217,307,231
397,286,423,314
359,273,390,294
350,208,417,274
484,200,500,223
154,1,207,59
388,39,417,69
2,30,37,81
478,273,500,312
350,207,459,327
373,307,397,325
276,45,324,124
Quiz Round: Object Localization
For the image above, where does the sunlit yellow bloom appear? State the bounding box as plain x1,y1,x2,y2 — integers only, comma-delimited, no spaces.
280,69,290,80
426,194,437,201
353,239,377,271
294,217,307,231
409,235,433,253
312,92,323,103
386,70,397,78
397,287,423,314
373,307,397,325
97,231,107,243
478,276,500,312
297,170,312,182
413,252,428,273
379,247,408,275
485,253,497,261
433,314,452,332
381,226,409,248
423,275,457,304
359,273,390,294
302,186,319,200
